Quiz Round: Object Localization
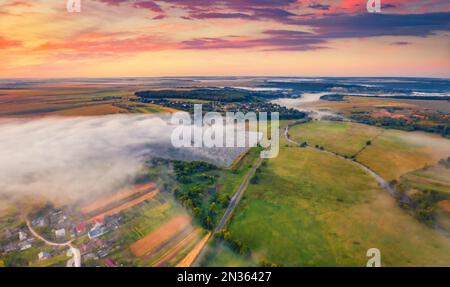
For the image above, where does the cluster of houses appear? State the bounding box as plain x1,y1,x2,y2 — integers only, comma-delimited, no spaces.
1,205,123,266
30,208,76,241
76,215,122,264
1,228,35,253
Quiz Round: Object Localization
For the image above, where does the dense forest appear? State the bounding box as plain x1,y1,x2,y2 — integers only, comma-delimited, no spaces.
135,88,281,102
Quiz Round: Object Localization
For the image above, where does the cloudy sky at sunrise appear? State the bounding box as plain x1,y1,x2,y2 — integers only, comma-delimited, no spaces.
0,0,449,77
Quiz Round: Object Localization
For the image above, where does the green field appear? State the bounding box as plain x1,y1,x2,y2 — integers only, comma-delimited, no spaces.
205,146,450,266
289,121,381,157
203,241,257,267
215,147,263,206
398,163,450,195
290,121,450,181
357,129,450,181
396,161,450,229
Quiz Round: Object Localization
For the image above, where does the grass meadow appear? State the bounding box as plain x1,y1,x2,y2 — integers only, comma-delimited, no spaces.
205,144,450,266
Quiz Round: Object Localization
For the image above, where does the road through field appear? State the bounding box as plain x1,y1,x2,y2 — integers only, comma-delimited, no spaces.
284,125,398,197
284,123,450,237
192,154,263,266
215,157,263,233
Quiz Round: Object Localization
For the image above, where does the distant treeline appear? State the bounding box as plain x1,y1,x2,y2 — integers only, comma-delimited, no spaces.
350,114,450,138
135,88,280,103
134,88,307,120
320,94,345,101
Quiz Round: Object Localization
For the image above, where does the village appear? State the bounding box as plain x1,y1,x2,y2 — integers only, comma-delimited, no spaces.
0,204,122,267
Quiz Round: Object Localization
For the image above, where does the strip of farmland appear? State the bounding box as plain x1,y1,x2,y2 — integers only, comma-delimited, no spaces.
89,188,159,222
152,228,203,267
80,182,156,214
130,215,191,257
176,232,211,267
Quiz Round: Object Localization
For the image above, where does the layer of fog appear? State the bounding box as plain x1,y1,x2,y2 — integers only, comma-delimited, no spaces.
271,93,340,120
0,114,252,204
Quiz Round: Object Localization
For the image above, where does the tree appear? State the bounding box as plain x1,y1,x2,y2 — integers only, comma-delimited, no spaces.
209,202,217,215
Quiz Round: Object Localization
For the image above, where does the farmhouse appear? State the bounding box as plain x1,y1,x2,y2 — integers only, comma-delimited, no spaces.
38,251,51,261
88,223,108,239
75,223,86,235
55,228,66,238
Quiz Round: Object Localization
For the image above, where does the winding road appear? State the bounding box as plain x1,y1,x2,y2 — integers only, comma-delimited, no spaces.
26,219,81,267
284,125,399,197
284,123,450,236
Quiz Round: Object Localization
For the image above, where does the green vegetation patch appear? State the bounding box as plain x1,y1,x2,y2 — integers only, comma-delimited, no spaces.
212,147,450,266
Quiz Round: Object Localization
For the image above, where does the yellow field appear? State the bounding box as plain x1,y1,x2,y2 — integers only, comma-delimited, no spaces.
289,121,381,156
289,121,450,181
357,129,450,181
177,232,211,267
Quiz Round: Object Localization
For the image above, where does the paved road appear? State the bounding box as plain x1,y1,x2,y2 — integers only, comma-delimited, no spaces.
215,157,263,233
193,155,263,266
26,219,81,267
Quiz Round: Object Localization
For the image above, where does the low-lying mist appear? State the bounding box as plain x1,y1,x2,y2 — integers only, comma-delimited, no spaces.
0,114,248,204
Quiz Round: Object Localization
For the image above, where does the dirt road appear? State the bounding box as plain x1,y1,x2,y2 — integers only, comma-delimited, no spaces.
26,219,81,267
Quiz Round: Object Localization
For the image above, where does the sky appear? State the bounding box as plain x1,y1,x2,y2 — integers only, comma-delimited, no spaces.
0,0,449,78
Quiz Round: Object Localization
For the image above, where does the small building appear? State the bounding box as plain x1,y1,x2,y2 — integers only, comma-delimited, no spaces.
18,231,27,241
38,251,51,261
19,243,32,251
91,218,104,226
55,228,66,238
88,226,107,240
32,217,46,227
75,223,86,235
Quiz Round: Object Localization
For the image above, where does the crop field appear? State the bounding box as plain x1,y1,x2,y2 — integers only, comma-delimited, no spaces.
80,183,157,214
152,228,203,267
308,96,450,114
99,193,193,266
289,121,450,181
89,188,159,222
110,194,187,244
398,164,450,195
208,147,450,266
309,96,415,113
0,87,170,117
357,129,450,181
130,215,192,257
176,232,211,267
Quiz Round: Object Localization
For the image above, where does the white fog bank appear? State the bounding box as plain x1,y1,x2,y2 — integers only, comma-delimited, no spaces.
0,114,249,203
